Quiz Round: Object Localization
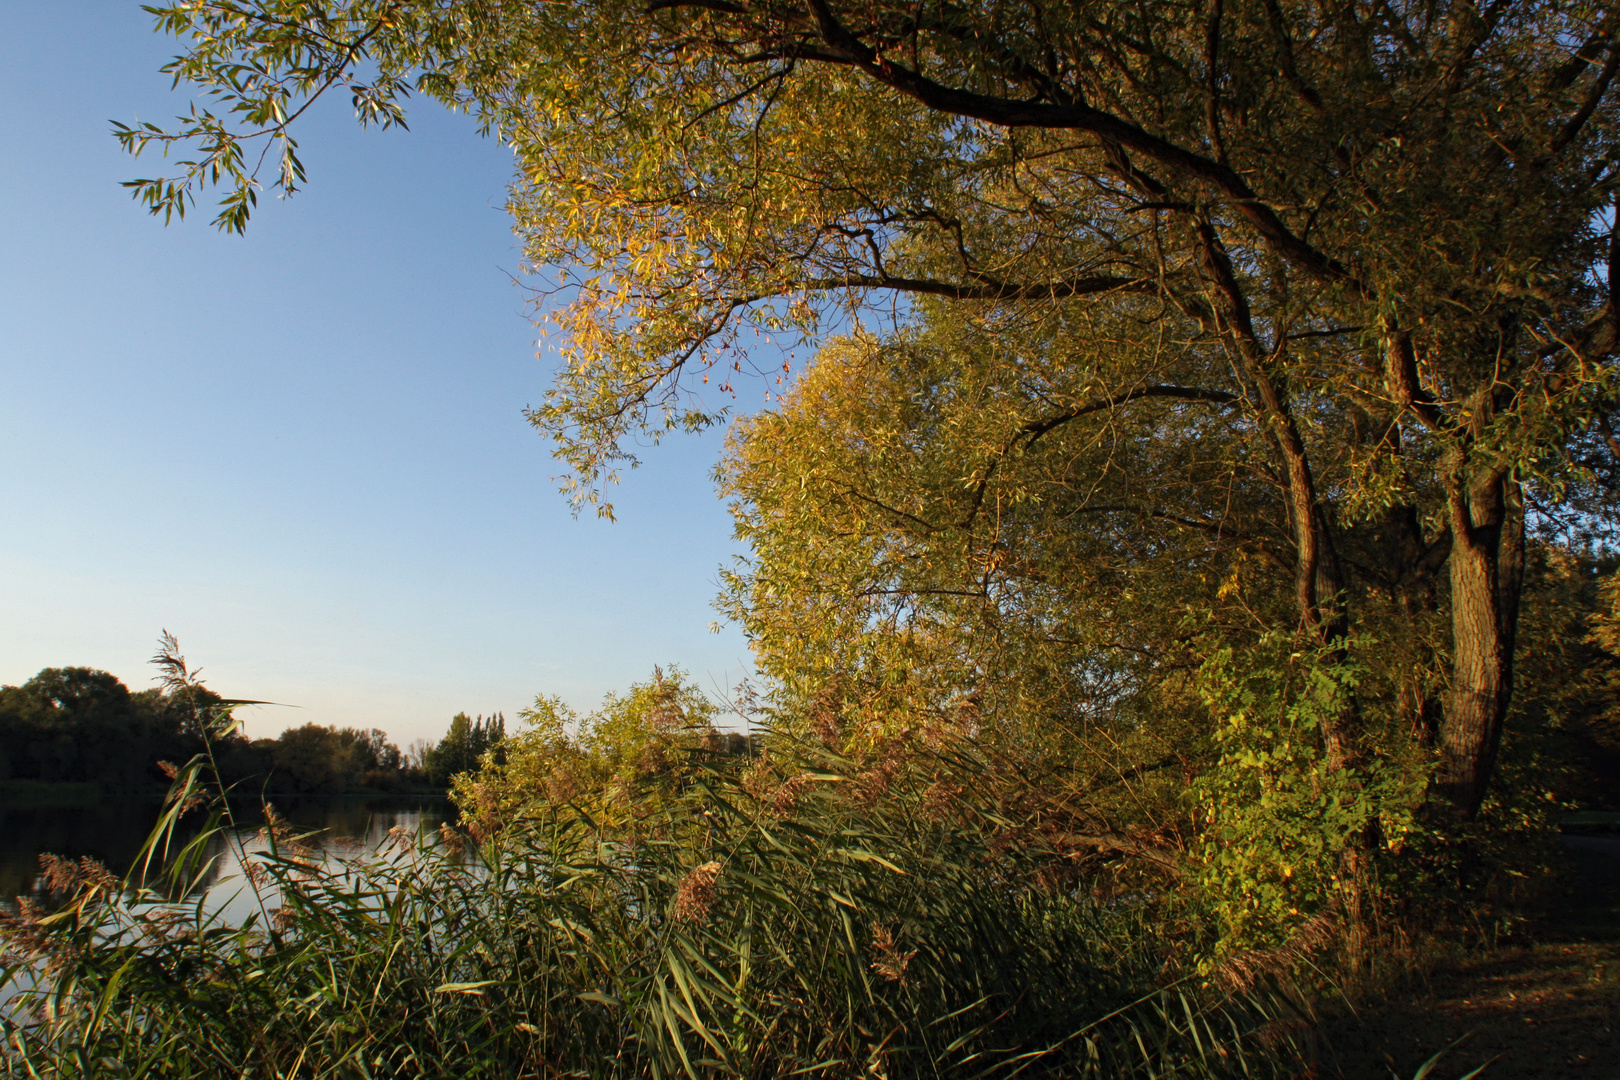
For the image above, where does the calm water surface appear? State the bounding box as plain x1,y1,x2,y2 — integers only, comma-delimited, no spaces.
0,796,451,909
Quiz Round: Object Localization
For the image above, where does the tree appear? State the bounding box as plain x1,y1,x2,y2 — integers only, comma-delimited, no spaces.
271,722,351,794
258,722,403,792
718,323,1259,783
457,667,723,829
0,668,138,785
0,668,196,789
126,0,1620,825
424,712,506,788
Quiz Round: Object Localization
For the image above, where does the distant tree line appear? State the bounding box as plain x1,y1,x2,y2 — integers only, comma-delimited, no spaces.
415,711,506,790
0,667,505,797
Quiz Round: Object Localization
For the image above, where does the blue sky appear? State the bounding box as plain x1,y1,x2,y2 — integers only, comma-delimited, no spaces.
0,2,756,743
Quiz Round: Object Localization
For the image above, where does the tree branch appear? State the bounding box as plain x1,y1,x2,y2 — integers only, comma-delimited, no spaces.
1550,41,1620,155
955,384,1240,531
1018,384,1239,449
791,0,1360,291
804,272,1152,302
1381,323,1448,432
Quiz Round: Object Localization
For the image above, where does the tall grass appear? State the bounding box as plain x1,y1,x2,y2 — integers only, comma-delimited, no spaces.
2,732,1299,1078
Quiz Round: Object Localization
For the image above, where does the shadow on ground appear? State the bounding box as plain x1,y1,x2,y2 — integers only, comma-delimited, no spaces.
1315,839,1620,1078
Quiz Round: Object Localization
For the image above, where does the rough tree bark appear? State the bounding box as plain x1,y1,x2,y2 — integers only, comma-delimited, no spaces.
1435,459,1526,819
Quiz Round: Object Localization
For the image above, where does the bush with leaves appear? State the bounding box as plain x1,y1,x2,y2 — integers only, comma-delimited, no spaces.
453,666,728,833
1188,635,1428,959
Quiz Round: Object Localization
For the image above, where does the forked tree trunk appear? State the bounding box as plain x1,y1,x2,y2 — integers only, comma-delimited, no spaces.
1434,462,1526,819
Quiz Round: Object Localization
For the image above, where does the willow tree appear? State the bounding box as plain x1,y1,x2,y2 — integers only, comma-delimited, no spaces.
716,314,1272,749
128,0,1620,819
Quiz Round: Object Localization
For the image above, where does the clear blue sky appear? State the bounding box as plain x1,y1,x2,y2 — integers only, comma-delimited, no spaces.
0,1,756,743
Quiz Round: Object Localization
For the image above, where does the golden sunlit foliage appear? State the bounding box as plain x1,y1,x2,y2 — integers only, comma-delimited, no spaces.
116,0,1620,955
452,665,725,831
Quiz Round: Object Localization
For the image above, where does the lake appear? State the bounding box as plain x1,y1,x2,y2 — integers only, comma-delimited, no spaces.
0,795,452,909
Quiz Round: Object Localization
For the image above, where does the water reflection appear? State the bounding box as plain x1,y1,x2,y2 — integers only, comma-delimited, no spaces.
0,797,451,911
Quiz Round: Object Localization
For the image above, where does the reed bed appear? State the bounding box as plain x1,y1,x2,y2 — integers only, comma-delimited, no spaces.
1,740,1297,1078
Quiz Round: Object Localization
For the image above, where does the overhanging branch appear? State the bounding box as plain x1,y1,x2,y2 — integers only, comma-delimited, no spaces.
1018,384,1239,449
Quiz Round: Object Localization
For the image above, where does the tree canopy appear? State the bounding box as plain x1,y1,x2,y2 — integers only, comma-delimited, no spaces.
122,0,1620,938
0,667,229,792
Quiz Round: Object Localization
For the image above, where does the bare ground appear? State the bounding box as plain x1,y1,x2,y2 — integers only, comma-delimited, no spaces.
1313,838,1620,1079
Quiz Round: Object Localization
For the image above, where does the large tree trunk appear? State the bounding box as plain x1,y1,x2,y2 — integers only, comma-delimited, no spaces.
1434,461,1526,819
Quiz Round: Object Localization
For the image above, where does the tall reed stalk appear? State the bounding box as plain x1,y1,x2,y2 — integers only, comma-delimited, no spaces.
2,669,1299,1078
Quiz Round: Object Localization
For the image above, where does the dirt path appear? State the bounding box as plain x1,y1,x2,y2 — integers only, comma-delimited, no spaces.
1315,841,1620,1078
